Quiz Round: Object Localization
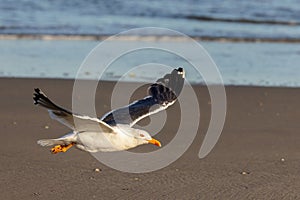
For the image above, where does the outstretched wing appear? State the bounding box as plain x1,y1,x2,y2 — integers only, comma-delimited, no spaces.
101,67,185,127
33,88,114,133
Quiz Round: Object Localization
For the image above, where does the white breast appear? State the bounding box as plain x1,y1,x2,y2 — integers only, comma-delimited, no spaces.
74,126,139,152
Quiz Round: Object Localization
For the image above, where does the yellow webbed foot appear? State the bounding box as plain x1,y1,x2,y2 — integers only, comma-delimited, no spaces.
51,143,74,154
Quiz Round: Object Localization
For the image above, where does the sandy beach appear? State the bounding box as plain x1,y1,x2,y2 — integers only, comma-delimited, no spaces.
1,77,300,199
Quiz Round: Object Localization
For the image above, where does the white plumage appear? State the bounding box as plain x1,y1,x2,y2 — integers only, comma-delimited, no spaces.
34,68,185,154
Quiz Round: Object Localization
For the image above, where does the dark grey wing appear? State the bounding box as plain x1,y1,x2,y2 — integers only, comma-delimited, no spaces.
33,88,114,133
101,67,185,127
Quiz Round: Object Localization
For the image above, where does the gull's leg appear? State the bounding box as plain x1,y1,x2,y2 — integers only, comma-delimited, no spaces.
51,143,75,154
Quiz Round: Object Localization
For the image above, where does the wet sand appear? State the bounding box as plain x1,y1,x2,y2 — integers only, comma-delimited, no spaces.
1,78,300,199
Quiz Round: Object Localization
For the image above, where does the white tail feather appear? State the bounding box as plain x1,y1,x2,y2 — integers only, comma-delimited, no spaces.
37,139,65,146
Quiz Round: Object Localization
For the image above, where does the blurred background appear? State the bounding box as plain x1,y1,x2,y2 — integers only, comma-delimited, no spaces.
1,0,299,86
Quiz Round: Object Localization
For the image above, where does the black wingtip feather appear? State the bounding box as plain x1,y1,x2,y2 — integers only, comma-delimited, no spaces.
148,67,185,104
33,88,73,115
33,88,45,105
33,88,40,105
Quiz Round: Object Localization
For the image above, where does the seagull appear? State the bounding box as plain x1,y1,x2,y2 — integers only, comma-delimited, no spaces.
34,67,185,154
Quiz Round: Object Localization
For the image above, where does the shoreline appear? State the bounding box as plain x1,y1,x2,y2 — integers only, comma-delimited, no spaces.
1,33,300,43
1,77,300,89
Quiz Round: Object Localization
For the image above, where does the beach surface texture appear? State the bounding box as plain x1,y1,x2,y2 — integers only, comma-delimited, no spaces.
1,78,299,199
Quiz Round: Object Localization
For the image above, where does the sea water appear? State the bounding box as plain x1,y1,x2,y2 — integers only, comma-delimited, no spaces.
0,0,299,87
1,0,300,39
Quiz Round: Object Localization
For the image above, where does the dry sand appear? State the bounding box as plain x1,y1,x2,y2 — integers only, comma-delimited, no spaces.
1,78,300,199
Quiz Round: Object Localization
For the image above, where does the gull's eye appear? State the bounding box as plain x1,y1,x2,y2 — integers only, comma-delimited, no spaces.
139,134,145,137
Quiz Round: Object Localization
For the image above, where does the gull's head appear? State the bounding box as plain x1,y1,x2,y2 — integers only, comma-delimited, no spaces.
134,129,161,147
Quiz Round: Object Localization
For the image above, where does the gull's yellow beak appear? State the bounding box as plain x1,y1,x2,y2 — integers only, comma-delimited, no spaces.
147,138,161,147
